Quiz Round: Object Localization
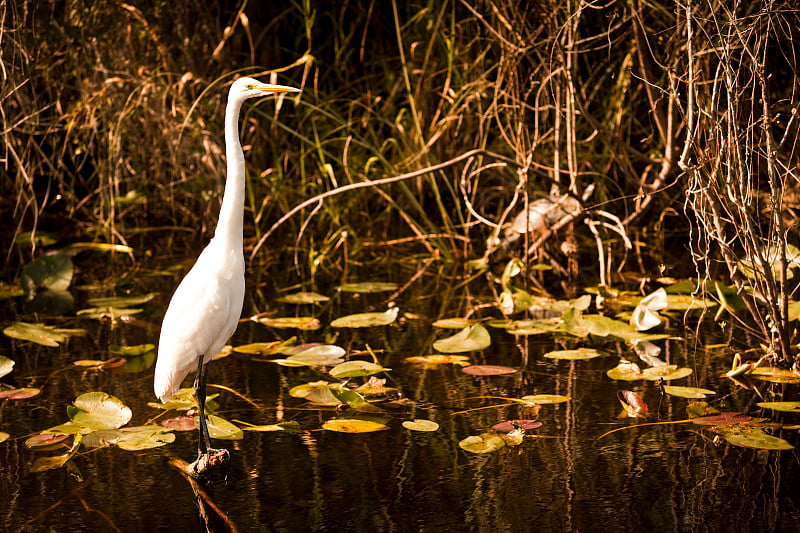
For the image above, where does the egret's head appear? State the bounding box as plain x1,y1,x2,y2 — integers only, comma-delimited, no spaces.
231,76,301,100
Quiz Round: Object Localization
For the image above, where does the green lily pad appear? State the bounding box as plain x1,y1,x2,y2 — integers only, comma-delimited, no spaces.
3,322,86,347
402,419,439,432
329,360,390,378
519,394,570,405
255,316,321,330
272,344,346,367
289,381,342,406
0,356,14,378
433,325,491,353
663,386,715,399
204,415,243,440
68,392,132,430
331,307,399,328
322,416,390,433
117,426,176,450
458,434,507,454
544,348,604,360
234,341,289,356
338,282,398,293
722,428,794,450
147,388,219,411
276,291,331,304
756,401,800,412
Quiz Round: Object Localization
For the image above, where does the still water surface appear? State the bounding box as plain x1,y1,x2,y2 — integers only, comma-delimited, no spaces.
2,262,800,532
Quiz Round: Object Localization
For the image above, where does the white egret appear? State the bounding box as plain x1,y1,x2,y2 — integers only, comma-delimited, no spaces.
154,77,300,477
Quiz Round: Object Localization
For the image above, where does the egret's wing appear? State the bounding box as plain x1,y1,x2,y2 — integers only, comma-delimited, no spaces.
154,245,244,401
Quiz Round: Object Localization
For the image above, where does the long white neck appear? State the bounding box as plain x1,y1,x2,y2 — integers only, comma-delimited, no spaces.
215,93,247,245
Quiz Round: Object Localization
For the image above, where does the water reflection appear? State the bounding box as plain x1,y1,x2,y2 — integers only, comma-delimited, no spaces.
2,271,800,532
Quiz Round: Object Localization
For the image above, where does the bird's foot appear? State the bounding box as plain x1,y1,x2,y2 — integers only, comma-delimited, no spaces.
188,447,230,481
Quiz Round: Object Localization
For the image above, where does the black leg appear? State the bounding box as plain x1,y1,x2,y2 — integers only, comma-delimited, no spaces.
194,354,212,455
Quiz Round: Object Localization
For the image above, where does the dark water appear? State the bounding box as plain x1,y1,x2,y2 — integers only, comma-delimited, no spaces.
2,263,800,532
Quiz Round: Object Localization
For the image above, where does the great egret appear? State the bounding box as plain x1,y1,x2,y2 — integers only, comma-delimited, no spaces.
154,77,300,477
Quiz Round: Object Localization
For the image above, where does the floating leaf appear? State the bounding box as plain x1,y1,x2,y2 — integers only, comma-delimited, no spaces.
3,322,86,347
691,412,752,426
756,401,800,412
722,428,794,450
403,354,471,366
240,421,301,432
276,291,331,304
111,344,155,357
663,386,715,399
687,401,720,418
233,341,287,355
322,416,390,433
432,317,477,329
273,344,346,367
492,420,542,432
25,433,69,449
68,392,132,430
289,381,342,406
204,415,243,440
331,307,399,328
459,434,507,454
161,416,197,431
606,360,643,381
76,306,143,319
338,282,398,293
642,365,692,381
462,365,517,376
329,360,390,378
0,387,40,400
580,314,670,343
0,356,14,378
544,348,604,360
30,434,82,472
255,316,321,330
519,394,570,405
353,377,397,396
618,390,649,418
73,357,126,369
86,293,156,308
433,325,491,353
0,282,24,300
749,367,800,384
147,388,218,411
402,419,440,432
0,432,8,443
490,318,563,336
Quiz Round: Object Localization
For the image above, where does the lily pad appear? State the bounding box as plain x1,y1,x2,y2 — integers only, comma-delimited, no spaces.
403,355,471,366
459,434,507,454
331,307,399,328
338,282,398,293
519,394,570,405
111,344,155,357
289,381,343,406
255,316,321,330
0,356,14,378
722,428,794,450
273,344,347,367
322,416,390,433
329,360,390,378
25,433,69,449
402,419,440,432
21,253,73,293
204,415,243,440
275,291,331,304
691,412,752,426
544,348,604,360
492,420,542,432
433,325,491,353
756,401,800,412
67,392,132,430
0,432,8,443
748,367,800,384
642,365,692,381
432,317,478,329
663,386,715,399
0,387,41,400
462,365,517,376
3,322,86,347
161,416,197,431
606,360,643,381
233,341,288,355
